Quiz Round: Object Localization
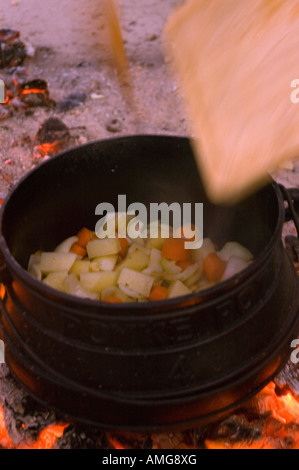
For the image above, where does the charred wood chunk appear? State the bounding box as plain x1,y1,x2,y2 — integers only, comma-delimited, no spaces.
0,40,27,68
18,79,54,107
53,425,105,449
0,29,20,42
33,117,70,158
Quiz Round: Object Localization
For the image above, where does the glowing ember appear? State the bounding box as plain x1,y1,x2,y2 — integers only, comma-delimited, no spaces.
252,382,299,425
33,142,62,159
28,424,69,450
33,117,70,159
0,406,68,449
1,77,53,115
0,408,14,449
106,434,128,450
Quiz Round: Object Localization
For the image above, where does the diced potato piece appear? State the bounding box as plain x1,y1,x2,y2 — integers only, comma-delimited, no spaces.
127,243,150,256
39,252,77,274
28,263,42,281
160,257,182,275
86,238,121,258
149,248,162,271
54,236,79,254
64,273,99,300
101,286,131,302
116,249,149,272
91,255,118,272
43,270,69,292
168,280,192,298
28,251,42,269
191,238,216,262
218,242,253,262
69,259,90,276
221,257,249,282
118,268,154,298
80,271,118,293
146,237,166,250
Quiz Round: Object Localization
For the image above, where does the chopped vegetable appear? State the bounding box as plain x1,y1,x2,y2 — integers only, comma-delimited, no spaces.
86,238,121,258
71,243,87,257
160,257,182,275
149,286,168,301
191,237,216,262
43,270,69,292
118,236,129,258
104,296,123,303
77,227,96,248
217,242,253,262
221,256,249,281
116,248,149,272
168,280,192,298
118,268,154,299
177,260,194,271
64,273,99,300
39,252,77,274
55,236,79,254
92,255,118,272
69,259,90,276
203,252,227,283
162,238,190,261
28,220,253,303
80,271,118,294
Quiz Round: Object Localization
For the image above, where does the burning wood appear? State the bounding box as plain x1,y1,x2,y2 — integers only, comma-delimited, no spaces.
18,79,54,108
33,117,70,159
1,76,55,116
0,29,27,68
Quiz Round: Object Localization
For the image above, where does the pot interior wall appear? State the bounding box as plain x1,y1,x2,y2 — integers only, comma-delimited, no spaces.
1,136,279,269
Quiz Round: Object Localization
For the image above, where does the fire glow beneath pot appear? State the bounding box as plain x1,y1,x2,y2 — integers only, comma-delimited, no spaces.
1,380,299,449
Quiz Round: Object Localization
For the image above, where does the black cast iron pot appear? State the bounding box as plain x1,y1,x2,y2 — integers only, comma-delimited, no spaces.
0,135,298,432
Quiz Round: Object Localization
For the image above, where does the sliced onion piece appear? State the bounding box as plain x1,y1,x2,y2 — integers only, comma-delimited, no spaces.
101,286,130,302
221,257,249,281
64,273,99,300
54,236,79,254
118,283,145,300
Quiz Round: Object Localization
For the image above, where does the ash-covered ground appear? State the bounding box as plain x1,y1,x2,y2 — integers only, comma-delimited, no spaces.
0,0,187,196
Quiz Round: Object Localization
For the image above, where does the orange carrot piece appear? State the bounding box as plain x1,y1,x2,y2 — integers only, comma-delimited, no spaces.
71,243,87,257
161,238,190,261
77,227,96,248
117,236,129,258
203,253,226,283
177,260,194,271
104,296,123,303
149,286,169,301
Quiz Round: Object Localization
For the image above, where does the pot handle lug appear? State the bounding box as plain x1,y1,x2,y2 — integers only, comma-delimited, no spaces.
279,185,299,263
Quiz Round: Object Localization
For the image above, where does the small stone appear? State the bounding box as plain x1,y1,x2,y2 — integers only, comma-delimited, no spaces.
106,118,122,133
78,135,88,145
148,34,158,41
91,93,104,100
56,92,86,112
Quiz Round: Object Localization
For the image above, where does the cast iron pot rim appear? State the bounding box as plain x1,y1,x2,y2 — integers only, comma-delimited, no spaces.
0,134,286,317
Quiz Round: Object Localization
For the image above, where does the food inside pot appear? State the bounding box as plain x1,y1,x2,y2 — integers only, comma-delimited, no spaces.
27,220,253,303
